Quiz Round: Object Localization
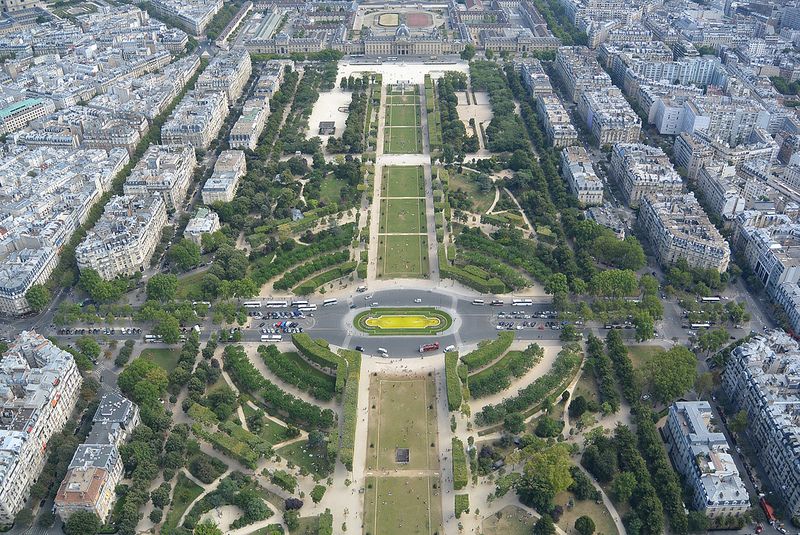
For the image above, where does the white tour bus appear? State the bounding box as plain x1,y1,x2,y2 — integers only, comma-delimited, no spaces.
265,300,288,308
512,298,534,306
472,299,485,306
323,298,338,306
298,304,317,312
291,300,309,307
243,301,261,309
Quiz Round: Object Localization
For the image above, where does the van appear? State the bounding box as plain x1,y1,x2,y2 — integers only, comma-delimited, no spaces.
472,299,485,306
445,345,456,352
377,347,388,355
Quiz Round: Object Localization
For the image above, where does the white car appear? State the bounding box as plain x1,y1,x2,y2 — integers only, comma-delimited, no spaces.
414,298,422,303
445,344,456,352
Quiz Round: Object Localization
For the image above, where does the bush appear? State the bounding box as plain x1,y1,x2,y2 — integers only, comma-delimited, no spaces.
293,262,357,295
461,331,515,370
445,351,462,411
258,345,336,401
270,470,297,493
454,494,470,518
291,333,345,394
273,250,350,290
469,344,544,398
452,437,468,490
338,350,361,471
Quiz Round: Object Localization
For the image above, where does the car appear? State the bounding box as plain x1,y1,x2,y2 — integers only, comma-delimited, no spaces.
350,303,357,309
371,302,379,306
414,298,422,303
445,344,456,352
377,347,388,355
355,345,364,352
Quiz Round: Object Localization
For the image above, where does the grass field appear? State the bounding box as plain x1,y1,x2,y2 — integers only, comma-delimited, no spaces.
379,198,426,234
627,345,664,370
554,489,619,535
354,307,453,335
481,505,537,535
175,270,208,301
377,234,428,278
240,403,291,445
449,171,496,214
161,473,203,533
140,348,181,373
363,475,442,535
381,166,424,197
319,176,345,204
386,104,419,127
384,126,421,154
276,441,333,478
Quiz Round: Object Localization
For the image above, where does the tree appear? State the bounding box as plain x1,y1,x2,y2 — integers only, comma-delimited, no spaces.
311,484,327,504
168,239,201,272
696,329,729,356
194,520,223,535
687,511,710,533
569,396,588,418
544,273,570,310
14,508,33,528
646,346,698,405
535,416,564,438
517,444,573,512
634,313,654,342
25,284,50,312
151,482,171,508
460,43,476,60
149,508,163,523
503,412,525,434
610,471,637,503
695,371,715,398
590,270,639,298
64,511,100,535
560,324,580,342
153,314,181,344
575,515,596,535
76,336,101,361
728,409,748,435
146,274,178,301
533,514,556,535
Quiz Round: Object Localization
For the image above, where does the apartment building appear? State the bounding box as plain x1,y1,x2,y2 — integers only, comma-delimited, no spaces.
0,97,54,134
536,93,578,148
639,193,731,272
196,48,252,103
554,46,612,103
561,146,602,206
0,331,82,525
149,0,222,35
123,144,196,210
184,207,220,245
696,163,746,219
201,149,246,204
733,216,800,298
229,98,269,150
577,88,641,146
55,392,138,523
722,331,800,516
664,401,749,517
681,96,767,147
252,60,292,100
610,143,683,207
76,195,167,280
161,90,228,150
519,59,553,96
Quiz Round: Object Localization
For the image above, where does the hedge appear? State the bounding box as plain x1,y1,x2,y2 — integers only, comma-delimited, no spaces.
257,345,336,401
273,250,350,290
454,494,470,518
318,509,333,535
475,344,582,426
452,437,468,490
293,261,356,295
468,344,544,399
461,331,515,371
439,246,506,294
291,333,345,394
338,349,361,471
445,351,462,411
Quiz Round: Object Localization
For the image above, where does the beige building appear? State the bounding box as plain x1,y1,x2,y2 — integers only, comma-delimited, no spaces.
0,332,82,526
229,98,268,150
123,144,196,210
0,98,54,135
639,193,730,272
202,149,246,204
197,48,252,103
536,93,578,148
161,90,228,150
561,146,602,206
184,207,221,244
76,195,167,280
610,143,683,207
577,88,641,146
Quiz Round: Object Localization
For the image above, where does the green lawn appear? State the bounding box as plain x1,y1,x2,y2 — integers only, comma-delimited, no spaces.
319,176,345,204
382,166,424,197
379,198,426,234
140,348,181,373
386,104,419,127
364,475,442,535
481,505,537,535
554,489,619,535
276,441,333,479
627,345,664,370
366,377,437,471
378,235,428,278
384,127,421,154
240,403,291,445
449,171,496,213
161,473,203,533
175,270,208,301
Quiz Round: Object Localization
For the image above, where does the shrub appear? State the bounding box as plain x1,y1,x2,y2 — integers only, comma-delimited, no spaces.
454,494,470,518
338,350,361,471
452,437,468,490
461,331,515,370
445,351,462,411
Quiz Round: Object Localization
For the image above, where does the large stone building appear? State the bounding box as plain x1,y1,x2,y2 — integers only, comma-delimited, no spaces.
577,87,641,145
610,143,683,207
76,195,167,280
664,401,749,517
123,144,196,211
161,90,228,150
0,332,82,525
561,146,602,206
148,0,222,35
229,97,269,150
639,193,731,272
201,149,246,204
722,331,800,517
196,48,252,103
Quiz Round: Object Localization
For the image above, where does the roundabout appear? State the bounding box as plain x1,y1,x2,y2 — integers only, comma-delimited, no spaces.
354,307,453,336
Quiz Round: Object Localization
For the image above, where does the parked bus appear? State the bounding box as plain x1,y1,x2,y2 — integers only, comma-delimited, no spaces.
265,300,287,308
690,323,711,329
291,300,309,307
419,342,440,353
472,299,485,306
323,298,338,306
243,301,261,309
261,334,283,342
700,296,721,303
298,304,317,311
512,298,534,306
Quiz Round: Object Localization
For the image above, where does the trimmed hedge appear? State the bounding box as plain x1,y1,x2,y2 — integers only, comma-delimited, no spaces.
273,250,350,290
291,333,345,394
445,350,462,411
452,437,468,490
454,494,470,518
461,331,515,371
257,345,336,401
293,261,356,295
338,349,361,471
468,343,544,399
439,246,506,294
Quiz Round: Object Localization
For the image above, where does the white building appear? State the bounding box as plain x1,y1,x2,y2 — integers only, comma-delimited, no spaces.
0,98,55,135
201,149,246,204
554,46,612,103
229,98,268,150
536,93,578,148
161,90,228,150
577,87,641,146
696,163,746,220
639,193,731,272
664,401,749,517
561,146,602,206
76,195,167,280
722,331,800,517
184,207,220,245
610,143,683,207
123,144,196,211
196,48,252,103
149,0,222,35
0,331,82,525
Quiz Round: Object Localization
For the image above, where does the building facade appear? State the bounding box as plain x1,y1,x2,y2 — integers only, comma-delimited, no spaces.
561,146,603,206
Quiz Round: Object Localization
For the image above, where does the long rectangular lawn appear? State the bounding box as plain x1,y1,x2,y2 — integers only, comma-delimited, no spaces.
386,104,419,127
382,166,424,197
363,475,442,535
384,127,421,154
377,235,428,278
379,198,426,234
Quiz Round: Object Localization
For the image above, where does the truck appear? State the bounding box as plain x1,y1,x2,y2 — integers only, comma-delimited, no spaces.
419,342,440,353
